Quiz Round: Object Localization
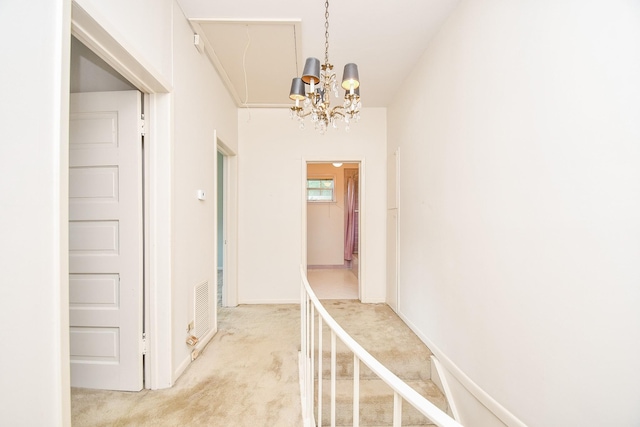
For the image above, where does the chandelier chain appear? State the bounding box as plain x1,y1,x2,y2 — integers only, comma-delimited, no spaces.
324,0,330,65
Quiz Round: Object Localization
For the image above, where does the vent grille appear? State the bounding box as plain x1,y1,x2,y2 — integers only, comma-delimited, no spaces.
194,281,210,339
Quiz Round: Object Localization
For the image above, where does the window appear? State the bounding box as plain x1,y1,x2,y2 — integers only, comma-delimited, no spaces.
307,177,335,202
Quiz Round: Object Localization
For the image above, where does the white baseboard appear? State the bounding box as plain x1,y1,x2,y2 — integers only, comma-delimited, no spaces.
431,355,461,422
398,311,527,427
237,298,300,304
172,326,218,384
173,354,191,384
196,326,217,351
361,297,386,304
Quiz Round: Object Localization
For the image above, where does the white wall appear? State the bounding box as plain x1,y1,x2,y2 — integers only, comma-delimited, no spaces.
0,0,71,425
170,1,238,378
238,108,386,303
75,0,173,81
307,163,354,266
388,1,640,426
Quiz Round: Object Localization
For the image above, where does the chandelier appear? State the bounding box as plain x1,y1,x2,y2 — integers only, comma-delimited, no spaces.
288,0,361,133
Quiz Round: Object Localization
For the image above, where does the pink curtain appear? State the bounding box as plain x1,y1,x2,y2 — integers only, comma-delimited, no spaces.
344,177,356,261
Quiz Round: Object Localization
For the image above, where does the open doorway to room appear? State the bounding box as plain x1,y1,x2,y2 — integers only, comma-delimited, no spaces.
306,162,360,299
217,150,224,307
216,141,238,308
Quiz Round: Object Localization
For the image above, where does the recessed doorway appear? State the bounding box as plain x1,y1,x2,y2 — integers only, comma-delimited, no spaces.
306,162,360,299
216,140,238,308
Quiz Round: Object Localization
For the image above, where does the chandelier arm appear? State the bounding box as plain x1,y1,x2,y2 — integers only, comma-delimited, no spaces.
329,107,346,118
291,108,313,119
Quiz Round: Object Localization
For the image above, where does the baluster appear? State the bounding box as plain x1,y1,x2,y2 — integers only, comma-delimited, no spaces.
317,315,323,426
305,296,314,416
353,355,360,427
393,392,402,427
331,331,337,427
310,304,315,426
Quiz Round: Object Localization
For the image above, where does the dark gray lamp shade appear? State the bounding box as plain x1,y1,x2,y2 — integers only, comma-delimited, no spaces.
302,57,321,84
341,63,360,90
289,78,306,101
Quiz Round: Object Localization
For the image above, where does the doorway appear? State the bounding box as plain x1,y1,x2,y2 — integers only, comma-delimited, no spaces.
306,162,360,299
217,150,224,307
217,140,238,307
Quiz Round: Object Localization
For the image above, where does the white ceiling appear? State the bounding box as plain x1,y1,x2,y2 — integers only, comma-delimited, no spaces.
177,0,460,108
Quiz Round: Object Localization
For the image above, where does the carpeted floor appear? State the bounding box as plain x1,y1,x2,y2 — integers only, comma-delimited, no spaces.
71,300,442,426
71,304,303,426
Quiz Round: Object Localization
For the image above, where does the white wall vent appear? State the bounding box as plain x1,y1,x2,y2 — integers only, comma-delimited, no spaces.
194,281,210,339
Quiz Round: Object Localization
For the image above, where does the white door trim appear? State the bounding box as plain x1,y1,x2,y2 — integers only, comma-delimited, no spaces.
386,147,400,313
70,2,173,389
71,1,171,94
217,139,238,307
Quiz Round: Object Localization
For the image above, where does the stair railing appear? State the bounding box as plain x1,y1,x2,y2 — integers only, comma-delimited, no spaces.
300,265,464,427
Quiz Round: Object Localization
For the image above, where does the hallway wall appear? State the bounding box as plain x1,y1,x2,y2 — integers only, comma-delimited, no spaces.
237,108,386,304
388,1,640,426
0,1,71,425
170,0,239,380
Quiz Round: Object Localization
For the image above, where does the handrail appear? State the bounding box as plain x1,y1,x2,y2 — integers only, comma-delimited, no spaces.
300,265,464,427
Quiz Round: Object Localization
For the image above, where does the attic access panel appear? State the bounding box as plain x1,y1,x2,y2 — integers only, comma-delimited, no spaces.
191,20,302,108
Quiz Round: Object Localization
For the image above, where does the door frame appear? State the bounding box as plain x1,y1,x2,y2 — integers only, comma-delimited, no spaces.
217,139,239,307
386,147,400,313
71,2,173,389
302,157,366,301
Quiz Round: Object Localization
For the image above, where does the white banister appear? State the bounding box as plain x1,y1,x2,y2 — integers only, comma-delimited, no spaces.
300,265,464,427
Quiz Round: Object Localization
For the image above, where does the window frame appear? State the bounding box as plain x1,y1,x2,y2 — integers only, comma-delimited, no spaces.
306,175,337,203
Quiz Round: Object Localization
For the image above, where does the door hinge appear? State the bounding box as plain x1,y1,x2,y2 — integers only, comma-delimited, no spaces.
139,113,146,136
142,332,147,355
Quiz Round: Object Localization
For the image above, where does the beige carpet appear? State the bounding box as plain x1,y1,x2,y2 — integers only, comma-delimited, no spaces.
71,301,446,426
319,301,447,426
71,304,303,426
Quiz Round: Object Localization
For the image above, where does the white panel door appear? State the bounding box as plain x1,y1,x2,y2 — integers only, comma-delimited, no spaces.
69,91,144,391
